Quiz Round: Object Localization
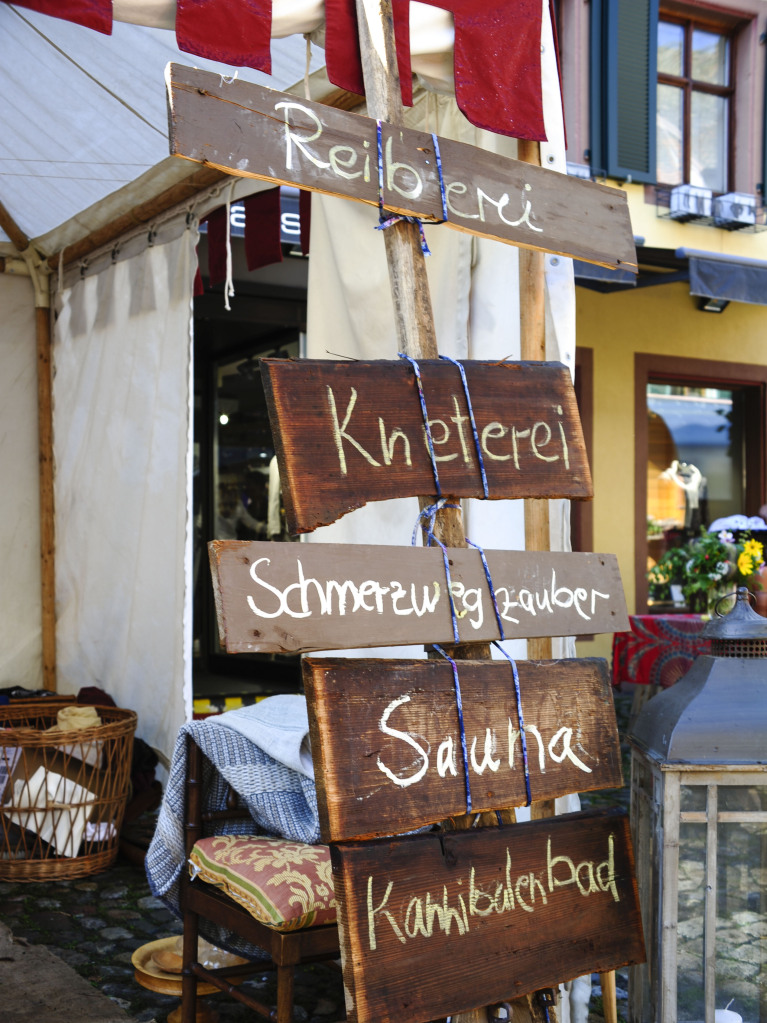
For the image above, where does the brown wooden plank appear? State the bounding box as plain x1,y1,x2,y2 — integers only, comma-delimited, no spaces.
261,359,591,534
166,64,637,273
303,656,622,841
208,541,629,653
332,809,645,1023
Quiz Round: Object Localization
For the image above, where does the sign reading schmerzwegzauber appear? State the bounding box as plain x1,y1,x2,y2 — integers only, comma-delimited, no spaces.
333,810,644,1023
208,541,628,653
166,63,637,273
303,656,621,842
260,359,591,533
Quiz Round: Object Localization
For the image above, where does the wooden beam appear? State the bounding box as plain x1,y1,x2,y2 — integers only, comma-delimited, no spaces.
0,197,29,253
0,197,57,690
46,165,226,271
36,305,56,690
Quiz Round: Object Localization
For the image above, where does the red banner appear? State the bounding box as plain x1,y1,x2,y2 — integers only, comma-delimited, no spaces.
7,0,111,32
7,0,547,141
176,0,272,72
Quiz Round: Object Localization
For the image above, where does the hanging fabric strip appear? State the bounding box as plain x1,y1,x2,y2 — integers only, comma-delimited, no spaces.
223,181,236,311
439,356,489,498
432,643,472,815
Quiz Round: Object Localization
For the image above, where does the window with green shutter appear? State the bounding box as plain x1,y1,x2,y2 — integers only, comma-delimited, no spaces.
590,0,659,183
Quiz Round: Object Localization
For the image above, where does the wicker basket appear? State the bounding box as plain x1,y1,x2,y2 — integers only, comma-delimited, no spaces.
0,702,137,880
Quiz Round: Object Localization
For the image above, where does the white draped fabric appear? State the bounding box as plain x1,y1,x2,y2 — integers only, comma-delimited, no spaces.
305,0,576,667
0,273,43,689
52,227,197,759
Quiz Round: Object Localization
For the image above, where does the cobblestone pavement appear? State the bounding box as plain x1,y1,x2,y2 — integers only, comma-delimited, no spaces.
0,692,635,1023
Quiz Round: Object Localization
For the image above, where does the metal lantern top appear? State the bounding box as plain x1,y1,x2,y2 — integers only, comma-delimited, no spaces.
702,585,767,655
628,587,767,766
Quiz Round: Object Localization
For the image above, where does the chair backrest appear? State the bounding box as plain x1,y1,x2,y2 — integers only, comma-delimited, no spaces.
183,734,252,858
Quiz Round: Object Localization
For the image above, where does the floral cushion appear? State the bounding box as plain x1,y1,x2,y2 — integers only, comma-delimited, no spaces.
189,835,336,932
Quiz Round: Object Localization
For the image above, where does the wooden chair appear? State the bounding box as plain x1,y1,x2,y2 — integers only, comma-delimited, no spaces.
179,734,341,1023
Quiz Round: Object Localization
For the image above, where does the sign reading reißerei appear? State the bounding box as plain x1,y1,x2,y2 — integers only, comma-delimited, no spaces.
304,656,622,842
333,810,644,1023
166,63,637,273
208,541,629,654
260,359,591,533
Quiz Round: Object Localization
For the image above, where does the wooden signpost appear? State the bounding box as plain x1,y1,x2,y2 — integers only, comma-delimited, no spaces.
187,3,644,1018
332,810,644,1023
260,358,592,533
166,63,637,273
208,540,628,653
303,656,622,841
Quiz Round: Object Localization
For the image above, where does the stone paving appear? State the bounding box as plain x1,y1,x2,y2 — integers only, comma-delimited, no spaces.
0,859,346,1022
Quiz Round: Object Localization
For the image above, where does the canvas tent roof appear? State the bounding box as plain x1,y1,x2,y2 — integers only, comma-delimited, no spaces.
0,5,325,254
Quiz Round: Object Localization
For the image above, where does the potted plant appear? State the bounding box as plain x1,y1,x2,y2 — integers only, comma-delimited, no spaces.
648,530,764,614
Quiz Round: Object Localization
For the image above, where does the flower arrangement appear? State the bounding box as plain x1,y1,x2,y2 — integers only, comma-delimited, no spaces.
648,530,765,612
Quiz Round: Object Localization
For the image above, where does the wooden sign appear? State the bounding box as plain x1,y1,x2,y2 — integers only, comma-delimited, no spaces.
332,809,645,1023
209,540,629,654
261,358,591,533
166,63,637,272
303,656,621,842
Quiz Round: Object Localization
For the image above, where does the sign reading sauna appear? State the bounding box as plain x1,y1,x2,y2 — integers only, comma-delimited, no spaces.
303,657,623,842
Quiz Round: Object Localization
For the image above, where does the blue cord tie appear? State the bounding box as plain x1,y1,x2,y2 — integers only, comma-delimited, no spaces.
399,352,442,498
375,124,449,255
493,640,532,807
411,499,461,644
464,534,533,808
439,356,490,499
432,644,472,815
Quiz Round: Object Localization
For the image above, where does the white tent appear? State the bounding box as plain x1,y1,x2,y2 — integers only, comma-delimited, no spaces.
0,1,575,767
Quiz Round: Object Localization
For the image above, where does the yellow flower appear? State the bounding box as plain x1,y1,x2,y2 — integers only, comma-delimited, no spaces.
743,539,764,562
738,552,756,576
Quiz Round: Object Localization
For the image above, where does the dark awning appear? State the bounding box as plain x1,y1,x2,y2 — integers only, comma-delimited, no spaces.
679,248,767,307
572,260,637,291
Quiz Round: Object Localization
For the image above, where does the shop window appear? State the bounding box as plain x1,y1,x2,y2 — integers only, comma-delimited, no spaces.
635,355,767,613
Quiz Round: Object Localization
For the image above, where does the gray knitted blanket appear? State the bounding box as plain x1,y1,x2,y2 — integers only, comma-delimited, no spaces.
145,697,320,959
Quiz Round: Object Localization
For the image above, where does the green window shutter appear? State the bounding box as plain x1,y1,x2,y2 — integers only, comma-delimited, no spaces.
591,0,658,183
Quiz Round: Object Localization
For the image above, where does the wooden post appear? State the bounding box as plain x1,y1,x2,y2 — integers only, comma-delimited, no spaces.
36,305,56,690
517,140,552,665
0,200,56,691
353,3,553,1020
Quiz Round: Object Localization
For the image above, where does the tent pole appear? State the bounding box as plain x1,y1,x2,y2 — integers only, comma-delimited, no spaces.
517,140,553,668
35,303,56,691
354,4,550,1022
0,199,56,691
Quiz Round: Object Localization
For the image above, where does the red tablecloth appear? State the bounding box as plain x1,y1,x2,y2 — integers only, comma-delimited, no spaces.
611,615,711,688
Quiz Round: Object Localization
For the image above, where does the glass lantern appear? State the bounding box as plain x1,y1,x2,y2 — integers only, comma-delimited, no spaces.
627,588,767,1023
